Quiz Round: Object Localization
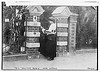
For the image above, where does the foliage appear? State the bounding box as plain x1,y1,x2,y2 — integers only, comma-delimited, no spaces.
69,6,97,48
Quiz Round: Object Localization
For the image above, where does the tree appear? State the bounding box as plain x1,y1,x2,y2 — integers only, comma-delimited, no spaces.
69,6,97,49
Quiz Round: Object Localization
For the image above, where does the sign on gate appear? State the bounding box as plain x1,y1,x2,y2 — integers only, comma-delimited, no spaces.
27,26,40,32
57,41,67,45
57,32,68,36
57,23,68,27
57,27,67,32
5,19,9,22
26,43,40,47
57,36,67,41
26,37,39,43
25,32,40,37
24,22,41,26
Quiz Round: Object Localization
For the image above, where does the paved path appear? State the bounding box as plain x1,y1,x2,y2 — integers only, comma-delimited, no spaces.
3,49,97,70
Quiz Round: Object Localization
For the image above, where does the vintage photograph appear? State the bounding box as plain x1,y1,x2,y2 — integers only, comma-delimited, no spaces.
2,1,98,70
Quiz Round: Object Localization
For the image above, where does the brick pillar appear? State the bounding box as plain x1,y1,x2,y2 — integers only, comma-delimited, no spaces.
24,6,44,59
69,15,77,54
56,17,68,56
24,15,41,58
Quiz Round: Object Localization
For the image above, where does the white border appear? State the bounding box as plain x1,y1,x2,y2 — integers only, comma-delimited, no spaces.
2,0,100,6
0,0,99,72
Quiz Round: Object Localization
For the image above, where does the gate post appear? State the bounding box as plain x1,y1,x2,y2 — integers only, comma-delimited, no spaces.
52,7,78,56
24,6,44,59
69,15,78,54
